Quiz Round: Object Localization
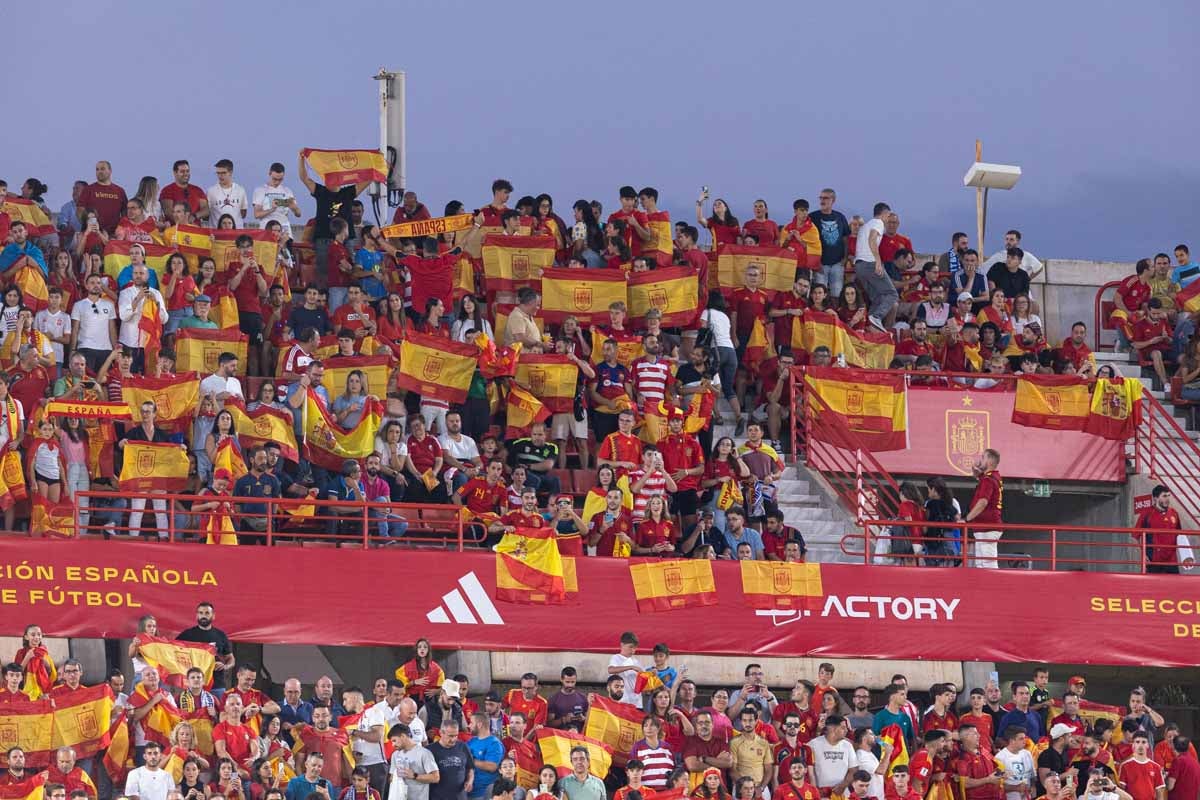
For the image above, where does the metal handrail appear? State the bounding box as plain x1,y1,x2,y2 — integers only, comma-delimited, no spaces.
1093,279,1123,352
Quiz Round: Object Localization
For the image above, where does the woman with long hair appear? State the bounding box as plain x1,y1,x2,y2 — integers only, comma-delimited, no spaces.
128,613,157,678
530,765,562,800
491,758,527,800
691,768,730,800
203,409,240,470
179,757,206,800
695,190,740,251
59,416,90,522
707,689,734,742
837,284,868,331
247,382,290,419
394,637,444,700
975,288,1013,347
208,757,245,799
135,176,162,222
701,290,742,432
257,715,292,763
581,464,632,527
923,476,961,566
808,283,830,313
647,686,694,751
1177,336,1200,403
377,292,407,342
14,624,56,699
634,495,677,556
1010,293,1041,336
451,294,494,343
196,257,220,297
701,436,750,531
167,721,212,778
216,214,237,230
163,252,197,340
375,420,410,500
734,777,757,800
534,194,570,264
418,297,449,338
332,369,372,428
879,482,924,565
48,250,81,309
571,200,605,268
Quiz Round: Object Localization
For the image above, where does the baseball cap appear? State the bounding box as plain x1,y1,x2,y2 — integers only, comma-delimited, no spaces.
485,690,501,702
957,291,974,302
194,294,212,303
213,468,233,481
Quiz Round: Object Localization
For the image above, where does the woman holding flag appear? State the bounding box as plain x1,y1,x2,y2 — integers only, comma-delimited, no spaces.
14,623,56,699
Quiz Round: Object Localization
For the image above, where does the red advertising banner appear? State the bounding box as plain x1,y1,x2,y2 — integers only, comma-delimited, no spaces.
809,385,1123,481
1,540,1196,666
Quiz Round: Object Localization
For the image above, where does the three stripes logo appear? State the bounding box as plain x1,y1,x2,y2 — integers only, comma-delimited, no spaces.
426,572,506,625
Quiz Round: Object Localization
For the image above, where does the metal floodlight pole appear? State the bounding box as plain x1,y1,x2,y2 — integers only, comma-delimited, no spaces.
373,68,406,201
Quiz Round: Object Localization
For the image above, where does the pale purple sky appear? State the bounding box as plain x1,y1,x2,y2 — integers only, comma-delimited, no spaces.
4,1,1196,261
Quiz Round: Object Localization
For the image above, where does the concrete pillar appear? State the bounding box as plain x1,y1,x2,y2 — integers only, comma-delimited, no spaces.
444,650,493,695
69,638,109,682
962,661,998,691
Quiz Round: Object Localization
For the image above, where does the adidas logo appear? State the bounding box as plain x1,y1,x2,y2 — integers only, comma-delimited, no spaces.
426,572,505,625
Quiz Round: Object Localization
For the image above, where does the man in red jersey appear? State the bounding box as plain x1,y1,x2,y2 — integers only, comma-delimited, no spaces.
959,690,995,753
956,724,1000,800
1133,484,1184,574
777,760,821,800
1119,732,1165,800
501,488,549,535
503,673,548,729
159,159,209,219
1113,261,1152,349
683,712,733,786
773,680,819,744
677,226,710,358
1058,322,1095,373
1049,693,1087,740
1166,736,1199,800
1132,299,1172,386
896,320,934,365
588,488,635,557
885,766,922,800
224,664,281,733
609,186,652,258
963,448,1003,568
922,684,959,736
879,212,914,264
453,460,508,540
77,160,127,234
213,694,260,778
756,349,796,450
770,276,810,346
597,409,643,477
909,730,952,798
730,264,771,349
659,407,705,531
332,285,378,338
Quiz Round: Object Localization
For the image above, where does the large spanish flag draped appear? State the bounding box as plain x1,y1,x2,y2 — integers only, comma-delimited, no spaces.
302,390,384,470
877,724,909,774
102,710,131,782
101,241,174,282
12,265,49,313
206,285,241,331
505,385,551,439
508,737,544,789
226,400,299,463
291,725,353,776
627,266,701,328
213,438,247,483
122,373,200,434
1,197,54,237
536,729,613,779
134,634,217,688
582,694,644,767
740,561,824,610
130,683,180,747
1085,377,1142,440
30,495,76,540
212,228,279,281
514,354,577,414
539,268,628,325
324,354,393,399
716,244,797,297
628,558,717,613
118,442,190,493
1011,376,1091,431
481,234,554,295
496,557,578,605
494,527,566,603
804,366,907,451
395,332,478,404
0,699,55,767
301,148,387,190
173,223,213,256
50,684,114,758
645,210,673,266
176,327,249,376
793,311,894,369
177,708,216,757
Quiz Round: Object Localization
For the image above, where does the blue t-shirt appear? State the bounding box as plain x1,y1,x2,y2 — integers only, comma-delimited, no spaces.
723,526,765,559
355,249,387,301
465,736,504,799
1172,262,1200,289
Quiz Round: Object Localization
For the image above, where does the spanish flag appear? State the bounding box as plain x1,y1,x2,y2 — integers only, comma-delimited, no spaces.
138,294,164,370
176,327,249,376
302,389,385,470
494,303,545,346
633,670,664,694
740,561,824,610
1085,377,1142,440
475,334,521,380
118,442,190,493
395,332,479,404
130,683,181,747
133,634,217,688
535,729,613,779
301,147,387,190
1047,699,1124,739
628,266,700,328
178,707,216,757
793,311,895,369
877,724,909,774
173,223,213,256
505,385,551,439
1011,375,1091,431
50,684,114,758
30,495,75,540
213,438,248,482
1177,280,1200,315
628,558,717,613
508,738,544,789
0,699,55,767
514,354,580,414
0,197,54,237
101,240,174,283
540,268,628,325
481,234,554,295
497,556,578,605
805,367,907,451
645,210,673,266
324,354,393,399
206,285,241,331
122,373,201,434
102,711,131,782
583,695,645,767
589,328,644,367
212,228,279,282
494,527,566,603
744,317,773,370
716,244,798,297
0,778,45,800
12,265,49,313
226,400,299,463
291,725,353,776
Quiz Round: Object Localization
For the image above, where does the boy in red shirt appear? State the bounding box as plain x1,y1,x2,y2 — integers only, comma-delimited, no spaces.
332,285,378,337
776,760,821,800
1119,732,1165,800
1132,298,1172,387
885,766,922,800
326,217,354,311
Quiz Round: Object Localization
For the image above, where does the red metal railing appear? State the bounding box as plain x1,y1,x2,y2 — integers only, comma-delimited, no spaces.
1134,390,1200,525
70,491,467,550
1093,280,1122,352
844,518,1196,573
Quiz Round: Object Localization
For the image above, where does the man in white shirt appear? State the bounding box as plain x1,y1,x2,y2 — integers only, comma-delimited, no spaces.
207,158,248,228
70,274,119,373
252,162,301,238
396,697,428,746
981,229,1044,280
606,631,643,709
353,679,406,794
200,352,244,406
854,202,897,332
124,741,174,800
807,717,858,797
995,726,1035,800
117,264,169,374
35,288,71,367
439,411,481,492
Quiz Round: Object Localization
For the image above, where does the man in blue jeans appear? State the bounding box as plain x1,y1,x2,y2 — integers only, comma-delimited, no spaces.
854,202,899,332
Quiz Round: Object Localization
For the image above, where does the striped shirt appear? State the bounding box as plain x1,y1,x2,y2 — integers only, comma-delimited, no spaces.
627,468,668,521
630,738,675,788
631,357,672,403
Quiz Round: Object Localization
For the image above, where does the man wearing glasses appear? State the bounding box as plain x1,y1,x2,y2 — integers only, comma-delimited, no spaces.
69,273,119,374
846,688,875,731
206,158,247,228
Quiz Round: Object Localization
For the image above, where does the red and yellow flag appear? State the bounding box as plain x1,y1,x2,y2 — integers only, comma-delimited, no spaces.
494,304,545,346
177,708,216,757
176,327,249,375
740,561,824,610
122,373,201,434
716,244,798,297
206,285,240,331
291,724,352,778
582,695,644,767
539,268,628,325
138,295,163,371
101,240,174,283
1011,375,1091,431
12,265,49,313
44,400,132,421
213,438,247,482
744,317,773,370
118,442,190,493
793,311,894,369
324,354,393,399
535,729,613,779
0,777,45,800
0,698,55,767
130,683,181,747
1085,377,1142,440
381,213,474,239
1177,280,1200,314
302,390,385,471
102,711,131,782
211,229,279,282
497,557,578,605
50,684,114,758
509,738,543,789
628,266,700,328
301,147,386,189
495,527,566,603
628,558,717,613
30,495,75,539
226,400,299,463
877,724,909,774
505,385,551,439
644,210,673,266
481,234,554,295
0,197,54,237
395,332,479,404
589,329,644,367
134,634,217,688
805,366,907,451
173,223,213,256
514,354,578,414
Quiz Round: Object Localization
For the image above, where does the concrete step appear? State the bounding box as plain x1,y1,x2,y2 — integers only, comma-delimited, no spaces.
1093,351,1132,363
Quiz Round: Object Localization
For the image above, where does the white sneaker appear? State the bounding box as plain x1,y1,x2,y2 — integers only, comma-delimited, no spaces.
868,315,886,332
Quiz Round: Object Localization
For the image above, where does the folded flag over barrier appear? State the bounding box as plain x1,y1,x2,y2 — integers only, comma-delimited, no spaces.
0,698,55,767
481,234,554,295
628,558,717,613
496,556,578,605
539,268,628,325
133,634,217,688
505,385,551,439
173,223,213,256
627,266,700,328
1011,375,1091,431
102,240,174,282
50,683,114,758
805,366,907,451
1085,377,1142,440
226,400,299,463
211,229,279,282
740,561,824,610
536,729,612,779
118,442,189,493
494,527,566,603
395,332,478,404
301,148,387,190
176,328,249,376
381,213,474,239
716,244,797,296
302,389,384,470
1,197,54,237
793,311,894,369
122,372,200,434
583,694,644,767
